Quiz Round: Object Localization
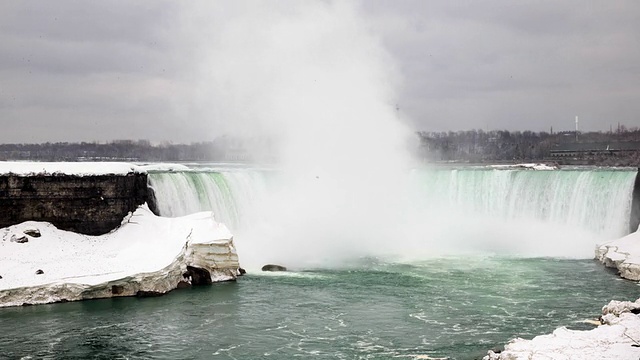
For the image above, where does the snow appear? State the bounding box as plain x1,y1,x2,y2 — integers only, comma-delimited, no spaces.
596,230,640,280
138,163,191,172
488,163,558,171
0,205,239,307
0,161,144,176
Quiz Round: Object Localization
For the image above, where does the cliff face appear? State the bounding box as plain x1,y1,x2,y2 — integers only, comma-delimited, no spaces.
0,173,149,235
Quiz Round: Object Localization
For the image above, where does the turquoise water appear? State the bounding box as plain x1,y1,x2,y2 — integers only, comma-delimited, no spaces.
1,257,638,359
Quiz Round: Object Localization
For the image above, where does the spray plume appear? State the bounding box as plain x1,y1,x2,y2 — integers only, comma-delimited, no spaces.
181,1,416,268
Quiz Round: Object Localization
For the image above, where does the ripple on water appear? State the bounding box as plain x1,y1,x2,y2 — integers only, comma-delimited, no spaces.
0,257,638,359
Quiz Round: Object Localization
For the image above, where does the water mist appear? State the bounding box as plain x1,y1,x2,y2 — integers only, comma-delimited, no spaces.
185,1,416,268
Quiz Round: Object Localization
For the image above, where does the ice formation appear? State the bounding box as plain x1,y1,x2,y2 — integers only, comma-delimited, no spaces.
0,205,241,307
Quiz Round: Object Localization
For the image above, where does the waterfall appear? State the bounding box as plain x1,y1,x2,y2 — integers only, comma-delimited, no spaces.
148,167,638,260
147,170,269,230
412,168,638,239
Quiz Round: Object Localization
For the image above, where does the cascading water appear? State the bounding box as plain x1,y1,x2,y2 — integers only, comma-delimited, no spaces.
147,170,269,230
149,166,638,264
413,168,637,238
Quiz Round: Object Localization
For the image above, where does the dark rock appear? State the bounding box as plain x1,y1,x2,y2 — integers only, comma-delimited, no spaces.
261,264,287,272
0,275,3,279
176,280,191,289
0,173,149,235
238,267,246,275
35,269,44,275
186,266,212,285
10,235,28,243
136,290,164,297
23,229,41,238
111,285,125,295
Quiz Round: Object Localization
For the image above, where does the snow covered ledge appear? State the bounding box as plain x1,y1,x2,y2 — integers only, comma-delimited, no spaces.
0,205,241,307
596,231,640,281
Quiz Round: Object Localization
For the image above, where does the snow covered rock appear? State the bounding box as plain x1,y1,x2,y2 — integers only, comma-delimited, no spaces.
0,205,241,307
0,161,143,176
596,231,640,280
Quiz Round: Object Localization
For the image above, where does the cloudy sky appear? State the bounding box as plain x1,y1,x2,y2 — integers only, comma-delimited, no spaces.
1,1,639,143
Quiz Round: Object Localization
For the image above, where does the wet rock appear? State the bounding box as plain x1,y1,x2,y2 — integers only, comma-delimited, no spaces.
35,269,44,275
176,280,191,289
261,264,287,272
0,275,3,279
23,229,41,238
238,268,246,276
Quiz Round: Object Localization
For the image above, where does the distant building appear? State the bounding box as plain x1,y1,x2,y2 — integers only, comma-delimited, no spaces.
549,141,640,158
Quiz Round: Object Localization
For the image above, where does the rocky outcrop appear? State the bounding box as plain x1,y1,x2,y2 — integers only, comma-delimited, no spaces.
0,173,150,235
261,264,287,272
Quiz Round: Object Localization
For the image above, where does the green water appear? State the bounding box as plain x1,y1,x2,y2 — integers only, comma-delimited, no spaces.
2,257,638,359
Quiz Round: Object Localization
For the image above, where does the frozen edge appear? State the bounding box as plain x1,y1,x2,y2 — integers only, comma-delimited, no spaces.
0,205,241,307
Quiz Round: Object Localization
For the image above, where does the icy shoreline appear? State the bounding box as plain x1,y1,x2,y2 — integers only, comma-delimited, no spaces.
483,232,640,359
0,205,241,307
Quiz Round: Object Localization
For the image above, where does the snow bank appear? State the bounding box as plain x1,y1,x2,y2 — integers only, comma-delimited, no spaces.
596,231,640,280
488,163,558,171
0,161,143,176
138,163,191,172
0,205,240,307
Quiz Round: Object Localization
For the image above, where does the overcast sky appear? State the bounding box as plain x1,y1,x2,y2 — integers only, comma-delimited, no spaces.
1,1,639,143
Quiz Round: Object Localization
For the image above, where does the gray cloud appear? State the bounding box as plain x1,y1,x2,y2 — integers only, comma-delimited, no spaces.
364,0,640,132
0,0,639,143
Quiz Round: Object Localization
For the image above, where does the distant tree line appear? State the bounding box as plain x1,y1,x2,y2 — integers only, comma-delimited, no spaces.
2,128,640,166
0,137,272,162
417,128,640,165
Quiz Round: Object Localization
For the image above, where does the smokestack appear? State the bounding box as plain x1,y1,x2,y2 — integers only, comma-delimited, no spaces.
575,116,579,142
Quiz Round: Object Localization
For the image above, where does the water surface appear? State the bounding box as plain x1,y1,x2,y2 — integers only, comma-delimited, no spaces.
1,257,637,359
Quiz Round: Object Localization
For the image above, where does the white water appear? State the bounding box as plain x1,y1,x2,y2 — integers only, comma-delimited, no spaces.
149,167,637,267
175,1,418,268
